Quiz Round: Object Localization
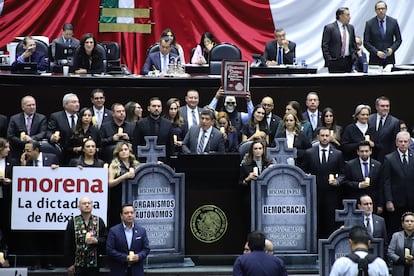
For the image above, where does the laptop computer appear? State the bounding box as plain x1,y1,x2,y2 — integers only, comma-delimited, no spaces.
14,62,38,74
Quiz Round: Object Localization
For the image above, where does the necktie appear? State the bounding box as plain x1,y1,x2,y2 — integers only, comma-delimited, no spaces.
311,113,317,130
277,46,283,65
380,20,385,39
363,162,369,178
162,55,168,73
26,116,32,136
71,114,76,130
378,116,383,131
403,154,408,166
197,130,206,154
191,110,198,126
341,24,347,57
366,217,372,235
321,149,327,164
97,111,103,128
34,159,39,167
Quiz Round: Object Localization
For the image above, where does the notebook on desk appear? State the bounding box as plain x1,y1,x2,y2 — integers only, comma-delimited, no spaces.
14,62,38,74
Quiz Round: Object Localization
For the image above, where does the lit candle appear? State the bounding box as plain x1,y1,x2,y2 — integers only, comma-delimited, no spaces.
54,131,60,139
365,135,370,141
129,167,134,173
220,127,225,133
20,131,26,140
0,170,4,178
129,251,134,257
405,248,410,257
0,252,4,263
91,116,97,126
253,167,258,176
329,174,335,181
103,163,109,168
365,177,370,185
173,135,177,143
287,140,293,148
118,127,123,135
330,130,334,136
85,232,91,239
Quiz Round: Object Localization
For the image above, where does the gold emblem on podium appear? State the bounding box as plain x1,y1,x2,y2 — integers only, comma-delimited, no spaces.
190,205,228,243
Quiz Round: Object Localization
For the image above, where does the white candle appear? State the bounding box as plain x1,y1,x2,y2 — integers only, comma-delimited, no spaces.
365,177,370,185
253,167,259,176
405,248,410,257
365,135,370,141
329,174,335,181
118,127,123,135
20,131,26,140
173,135,177,143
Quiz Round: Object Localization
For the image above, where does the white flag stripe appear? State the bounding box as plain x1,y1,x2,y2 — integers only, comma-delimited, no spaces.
117,0,134,24
0,0,5,16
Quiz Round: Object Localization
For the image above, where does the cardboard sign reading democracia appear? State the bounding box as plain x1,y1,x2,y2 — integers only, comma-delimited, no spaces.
222,60,249,96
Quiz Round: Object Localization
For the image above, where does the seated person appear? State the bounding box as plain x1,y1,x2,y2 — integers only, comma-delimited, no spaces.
73,33,104,74
11,36,49,72
191,32,216,65
263,28,296,66
142,36,177,75
51,23,80,65
353,36,368,72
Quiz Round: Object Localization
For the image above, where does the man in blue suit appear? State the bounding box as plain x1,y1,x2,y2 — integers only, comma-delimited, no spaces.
11,36,49,72
106,204,150,276
363,1,402,67
141,36,178,75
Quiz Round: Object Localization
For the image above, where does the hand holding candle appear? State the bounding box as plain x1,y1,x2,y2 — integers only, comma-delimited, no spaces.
118,127,123,135
365,135,370,141
365,177,370,185
20,131,26,140
406,248,410,257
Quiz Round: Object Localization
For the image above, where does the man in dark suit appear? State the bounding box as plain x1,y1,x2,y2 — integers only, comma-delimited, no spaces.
90,88,112,129
0,114,8,139
141,36,178,75
179,89,202,137
357,195,388,250
302,92,321,140
263,28,296,65
11,36,49,72
368,96,400,163
363,1,402,67
50,23,80,64
321,7,357,73
20,140,59,167
301,127,345,239
260,96,281,146
343,141,383,214
182,108,225,154
383,131,414,238
132,97,173,161
106,204,150,276
7,95,47,161
47,93,80,165
100,103,135,163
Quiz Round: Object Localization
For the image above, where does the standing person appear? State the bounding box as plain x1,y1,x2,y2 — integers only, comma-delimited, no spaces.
368,96,400,163
263,28,296,66
90,89,113,129
216,111,239,153
47,92,80,165
302,92,322,140
108,141,139,228
388,212,414,276
191,32,216,65
106,204,150,276
322,7,357,73
51,23,80,61
179,89,202,136
260,96,281,146
64,196,107,276
73,33,105,74
357,195,388,250
341,104,376,161
343,141,383,212
125,101,143,124
7,95,47,161
233,231,287,276
161,28,186,64
302,127,345,239
0,138,13,242
383,131,414,237
163,98,185,154
364,1,402,67
330,225,389,276
320,107,342,148
241,105,269,145
182,108,225,154
132,97,173,161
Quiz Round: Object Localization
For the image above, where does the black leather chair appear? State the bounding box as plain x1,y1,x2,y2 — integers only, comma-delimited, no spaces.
94,43,107,73
100,41,121,70
15,39,50,70
208,42,242,74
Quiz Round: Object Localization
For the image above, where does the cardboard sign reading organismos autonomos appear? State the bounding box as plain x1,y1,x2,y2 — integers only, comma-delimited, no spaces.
11,167,108,230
